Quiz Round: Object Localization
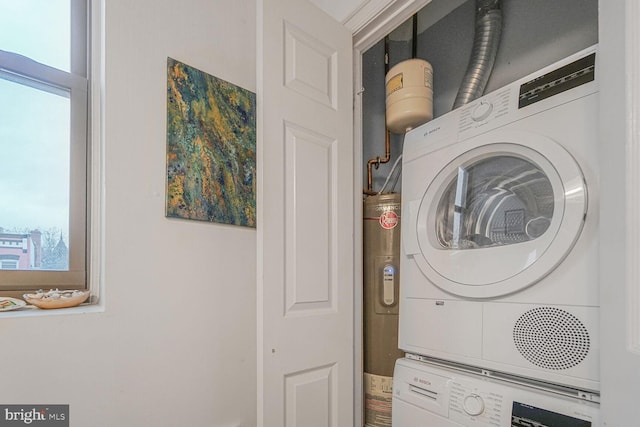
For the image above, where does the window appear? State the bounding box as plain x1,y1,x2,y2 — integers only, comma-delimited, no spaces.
0,256,19,270
0,0,89,296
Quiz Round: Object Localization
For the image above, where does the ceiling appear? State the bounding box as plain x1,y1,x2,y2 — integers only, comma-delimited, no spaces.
306,0,450,43
308,0,369,23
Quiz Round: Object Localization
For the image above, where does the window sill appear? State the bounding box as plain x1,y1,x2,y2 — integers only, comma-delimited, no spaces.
0,301,104,318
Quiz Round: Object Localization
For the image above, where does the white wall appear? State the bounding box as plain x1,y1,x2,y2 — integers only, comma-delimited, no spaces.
0,1,257,426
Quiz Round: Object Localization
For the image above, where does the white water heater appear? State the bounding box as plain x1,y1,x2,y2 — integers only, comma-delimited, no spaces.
385,58,433,134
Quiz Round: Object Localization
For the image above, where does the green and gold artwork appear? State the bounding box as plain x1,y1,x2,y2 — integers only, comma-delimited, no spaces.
166,58,256,227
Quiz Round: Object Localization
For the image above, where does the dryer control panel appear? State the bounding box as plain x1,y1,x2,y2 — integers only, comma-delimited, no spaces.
451,45,598,144
393,358,599,426
458,87,511,134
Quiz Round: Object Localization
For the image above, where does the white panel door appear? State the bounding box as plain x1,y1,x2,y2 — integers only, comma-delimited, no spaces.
257,0,354,426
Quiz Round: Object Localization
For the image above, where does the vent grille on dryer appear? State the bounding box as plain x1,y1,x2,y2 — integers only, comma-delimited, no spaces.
513,307,590,370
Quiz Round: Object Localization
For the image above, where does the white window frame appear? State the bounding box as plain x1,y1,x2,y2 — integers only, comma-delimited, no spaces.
0,0,92,296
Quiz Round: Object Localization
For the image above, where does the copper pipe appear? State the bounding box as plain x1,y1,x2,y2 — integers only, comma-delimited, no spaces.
364,128,391,195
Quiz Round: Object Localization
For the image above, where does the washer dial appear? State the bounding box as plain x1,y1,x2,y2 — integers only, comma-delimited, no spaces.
463,393,485,416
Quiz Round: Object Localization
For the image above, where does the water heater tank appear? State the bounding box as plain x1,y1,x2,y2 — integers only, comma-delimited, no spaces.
385,58,433,134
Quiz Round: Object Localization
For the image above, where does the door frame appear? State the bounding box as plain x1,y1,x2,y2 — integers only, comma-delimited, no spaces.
597,1,640,424
350,3,430,426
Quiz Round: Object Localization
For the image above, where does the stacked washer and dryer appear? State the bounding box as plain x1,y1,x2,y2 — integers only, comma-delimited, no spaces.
393,46,601,425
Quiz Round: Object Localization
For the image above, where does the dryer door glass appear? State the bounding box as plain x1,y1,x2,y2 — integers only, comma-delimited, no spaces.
435,155,554,250
410,138,587,297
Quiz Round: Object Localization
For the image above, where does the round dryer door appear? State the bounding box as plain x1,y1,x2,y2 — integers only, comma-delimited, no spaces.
412,132,587,298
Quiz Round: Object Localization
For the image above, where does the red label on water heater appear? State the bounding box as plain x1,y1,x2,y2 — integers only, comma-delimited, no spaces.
379,211,398,229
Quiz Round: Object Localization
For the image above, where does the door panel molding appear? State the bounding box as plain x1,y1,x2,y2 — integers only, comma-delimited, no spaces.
284,121,338,316
284,21,338,109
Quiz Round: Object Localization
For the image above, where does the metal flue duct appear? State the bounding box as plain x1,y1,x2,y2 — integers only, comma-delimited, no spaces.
453,0,503,109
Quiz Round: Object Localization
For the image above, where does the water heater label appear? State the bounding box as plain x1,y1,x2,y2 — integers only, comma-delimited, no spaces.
424,67,433,89
364,373,393,427
386,73,403,95
379,211,399,229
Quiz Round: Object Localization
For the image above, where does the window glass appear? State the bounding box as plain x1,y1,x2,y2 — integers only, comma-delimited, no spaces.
0,0,87,294
0,77,70,271
0,0,71,72
435,155,554,249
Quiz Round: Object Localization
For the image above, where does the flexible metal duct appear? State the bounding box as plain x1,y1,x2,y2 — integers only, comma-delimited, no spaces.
452,0,503,110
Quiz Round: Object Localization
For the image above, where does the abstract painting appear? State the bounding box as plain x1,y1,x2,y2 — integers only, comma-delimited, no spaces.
166,58,256,227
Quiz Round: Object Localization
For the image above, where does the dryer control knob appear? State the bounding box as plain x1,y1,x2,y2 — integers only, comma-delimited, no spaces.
463,394,485,416
471,101,493,122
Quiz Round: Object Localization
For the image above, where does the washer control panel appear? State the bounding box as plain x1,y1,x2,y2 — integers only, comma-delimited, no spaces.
463,393,485,415
394,358,599,426
449,379,505,426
